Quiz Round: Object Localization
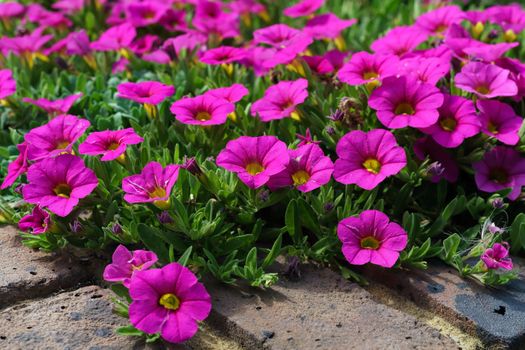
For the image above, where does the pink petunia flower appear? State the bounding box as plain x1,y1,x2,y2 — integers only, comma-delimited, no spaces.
0,69,16,100
91,23,137,52
302,55,334,75
267,143,333,192
22,154,98,217
481,242,513,270
371,26,428,56
216,136,289,189
0,28,52,68
420,94,480,148
126,1,169,27
24,114,90,161
1,142,28,190
205,84,249,103
193,0,239,39
414,137,459,183
415,5,465,36
296,128,321,147
199,46,247,65
170,94,235,126
303,13,356,40
338,210,408,268
79,128,143,161
397,57,450,85
22,93,83,116
251,79,308,122
323,49,349,71
117,81,175,105
284,0,323,18
103,245,158,288
477,100,522,146
129,262,211,343
253,24,313,61
0,2,24,19
455,62,518,99
337,52,398,87
122,162,180,209
495,57,525,102
368,76,444,129
473,146,525,200
66,30,92,56
129,35,159,55
333,129,406,190
18,206,51,235
463,42,519,63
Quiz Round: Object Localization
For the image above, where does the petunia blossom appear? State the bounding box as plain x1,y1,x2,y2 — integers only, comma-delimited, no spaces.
103,245,158,287
205,84,249,103
420,94,480,148
473,146,525,200
303,13,356,40
22,154,98,217
122,162,180,209
368,75,444,129
0,69,16,100
129,262,211,343
455,62,517,99
79,128,144,161
333,129,406,190
170,94,235,126
251,79,308,122
414,137,459,183
199,46,247,65
397,57,450,85
338,210,408,268
126,1,169,27
371,26,428,56
478,99,522,146
22,93,83,116
415,5,465,37
267,143,334,192
216,136,289,189
117,81,175,105
1,142,28,190
283,0,323,18
481,243,513,270
337,52,398,87
91,23,137,52
18,206,51,235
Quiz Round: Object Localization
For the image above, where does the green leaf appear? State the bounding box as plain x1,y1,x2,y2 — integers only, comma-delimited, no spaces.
285,199,301,243
137,224,169,262
262,233,282,268
510,213,525,254
117,325,143,337
178,246,193,266
442,233,461,262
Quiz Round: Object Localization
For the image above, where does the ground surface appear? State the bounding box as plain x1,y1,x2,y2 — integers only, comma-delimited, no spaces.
1,225,523,349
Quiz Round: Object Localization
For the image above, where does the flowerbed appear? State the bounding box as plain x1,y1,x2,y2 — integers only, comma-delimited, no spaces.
1,0,524,344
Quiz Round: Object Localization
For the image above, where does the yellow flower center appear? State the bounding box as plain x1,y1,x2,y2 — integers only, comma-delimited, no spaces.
487,121,499,134
159,293,180,311
475,85,490,95
363,71,379,81
196,111,212,121
55,140,70,150
149,187,167,199
360,236,380,250
291,170,310,186
394,102,415,115
363,158,381,174
504,29,517,42
439,118,457,132
107,142,120,150
54,183,72,198
246,162,264,175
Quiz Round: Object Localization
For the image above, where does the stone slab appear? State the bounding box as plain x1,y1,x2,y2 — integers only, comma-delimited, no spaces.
0,225,91,308
206,263,459,350
360,261,525,349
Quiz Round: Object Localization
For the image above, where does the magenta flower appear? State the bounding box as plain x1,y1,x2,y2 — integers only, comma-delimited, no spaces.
414,137,459,183
199,46,247,65
368,76,444,129
371,26,428,56
18,206,51,235
91,23,137,52
455,62,517,99
251,79,308,122
0,2,24,19
103,245,158,287
22,93,83,116
1,142,28,190
24,114,90,161
304,13,356,40
478,100,523,146
79,128,143,161
253,24,313,57
464,42,519,63
337,52,398,87
0,28,52,68
170,94,234,126
481,243,513,271
267,143,333,192
129,262,211,343
338,210,408,268
0,69,16,100
117,81,175,105
303,55,334,75
284,0,323,18
205,84,249,103
333,129,406,190
473,146,525,200
420,94,480,148
122,162,180,209
296,128,321,147
193,0,239,39
323,49,348,71
126,2,169,27
112,58,129,74
397,57,450,85
129,35,159,55
66,30,92,56
415,5,464,36
22,154,98,217
216,136,289,189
